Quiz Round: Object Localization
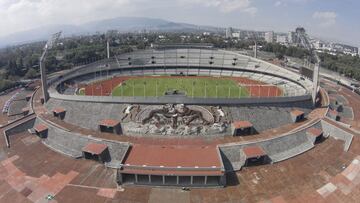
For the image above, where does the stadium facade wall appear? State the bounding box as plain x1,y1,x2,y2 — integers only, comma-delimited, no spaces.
49,92,312,105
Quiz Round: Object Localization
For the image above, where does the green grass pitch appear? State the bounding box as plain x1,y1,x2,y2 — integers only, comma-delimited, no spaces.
111,77,249,98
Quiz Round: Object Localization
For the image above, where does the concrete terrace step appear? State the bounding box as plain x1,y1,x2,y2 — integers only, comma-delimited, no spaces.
269,141,314,163
42,139,83,158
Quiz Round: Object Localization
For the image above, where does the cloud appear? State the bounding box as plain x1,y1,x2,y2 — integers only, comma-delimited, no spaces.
0,0,135,37
274,1,282,7
273,0,312,7
312,11,337,27
178,0,257,14
0,0,258,37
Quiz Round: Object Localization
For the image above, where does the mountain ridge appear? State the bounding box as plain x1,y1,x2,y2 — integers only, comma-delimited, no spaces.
0,17,221,48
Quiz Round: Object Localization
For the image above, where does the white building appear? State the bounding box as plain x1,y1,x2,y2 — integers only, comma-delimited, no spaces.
232,32,241,39
288,31,296,44
203,32,211,36
276,35,287,44
314,40,324,50
265,31,274,43
225,27,234,38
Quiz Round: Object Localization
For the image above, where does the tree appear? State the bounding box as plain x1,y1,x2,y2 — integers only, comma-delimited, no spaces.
6,59,20,76
276,53,285,60
24,68,38,79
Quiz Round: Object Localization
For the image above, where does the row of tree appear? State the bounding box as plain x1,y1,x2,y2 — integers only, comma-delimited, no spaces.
260,42,310,59
0,32,359,92
319,52,360,80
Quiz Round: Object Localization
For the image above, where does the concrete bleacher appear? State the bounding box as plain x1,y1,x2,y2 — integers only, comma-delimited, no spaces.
265,133,314,162
334,95,348,104
33,118,130,166
219,121,323,172
228,101,312,132
53,48,313,99
259,124,319,162
321,119,353,151
328,94,354,121
229,106,291,133
339,106,354,120
44,97,313,134
45,98,127,131
7,90,32,116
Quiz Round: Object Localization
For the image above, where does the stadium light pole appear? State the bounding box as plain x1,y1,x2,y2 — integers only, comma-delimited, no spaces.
205,82,207,98
107,40,110,59
301,32,320,107
40,31,62,103
249,85,252,98
216,83,218,98
247,31,258,58
156,81,158,97
121,83,124,97
312,61,320,106
254,41,258,59
143,82,146,97
133,81,135,97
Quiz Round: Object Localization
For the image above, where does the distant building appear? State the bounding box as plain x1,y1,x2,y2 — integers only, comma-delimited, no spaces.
276,35,287,44
202,32,211,36
312,39,359,56
232,32,241,39
265,31,274,43
225,27,233,39
288,31,296,44
314,40,324,50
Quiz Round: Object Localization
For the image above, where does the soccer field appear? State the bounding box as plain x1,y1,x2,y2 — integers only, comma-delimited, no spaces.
111,77,249,98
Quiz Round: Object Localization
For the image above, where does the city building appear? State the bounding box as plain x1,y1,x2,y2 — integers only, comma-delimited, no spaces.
265,31,274,43
232,32,241,39
276,35,287,44
225,27,233,39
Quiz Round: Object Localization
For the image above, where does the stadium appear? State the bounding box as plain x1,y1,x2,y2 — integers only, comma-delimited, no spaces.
43,43,316,183
1,43,360,202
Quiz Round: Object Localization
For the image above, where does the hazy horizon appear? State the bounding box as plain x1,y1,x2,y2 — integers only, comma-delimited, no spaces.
0,0,359,46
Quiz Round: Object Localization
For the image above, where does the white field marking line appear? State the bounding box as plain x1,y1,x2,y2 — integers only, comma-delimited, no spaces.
67,184,124,192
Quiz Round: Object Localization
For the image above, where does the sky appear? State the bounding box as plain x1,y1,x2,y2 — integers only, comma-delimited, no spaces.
0,0,359,46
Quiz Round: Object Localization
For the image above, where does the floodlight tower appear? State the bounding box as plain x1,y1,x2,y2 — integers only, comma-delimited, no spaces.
107,40,110,59
247,31,258,58
312,54,321,106
40,32,62,103
301,32,320,107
